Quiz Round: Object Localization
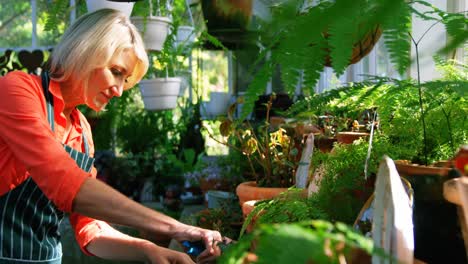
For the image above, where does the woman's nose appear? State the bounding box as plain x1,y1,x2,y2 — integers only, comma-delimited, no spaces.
110,84,123,97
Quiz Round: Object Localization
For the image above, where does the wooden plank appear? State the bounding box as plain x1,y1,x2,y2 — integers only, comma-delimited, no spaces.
372,156,414,264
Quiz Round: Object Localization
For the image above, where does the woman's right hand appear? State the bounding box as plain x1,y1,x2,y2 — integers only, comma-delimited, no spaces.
143,242,195,264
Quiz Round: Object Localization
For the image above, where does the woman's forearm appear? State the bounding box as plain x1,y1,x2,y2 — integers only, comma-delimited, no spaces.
73,177,222,261
86,227,153,262
72,177,187,236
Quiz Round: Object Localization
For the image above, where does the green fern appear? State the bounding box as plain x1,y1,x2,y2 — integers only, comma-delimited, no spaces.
440,13,468,55
240,61,274,120
328,0,362,75
240,0,416,118
380,0,412,75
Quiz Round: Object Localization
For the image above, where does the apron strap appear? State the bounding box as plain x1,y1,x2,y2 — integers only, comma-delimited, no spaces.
40,71,91,155
41,71,54,132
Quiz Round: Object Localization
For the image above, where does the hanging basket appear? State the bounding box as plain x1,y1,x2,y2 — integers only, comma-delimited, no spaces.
201,0,254,49
324,26,382,67
86,0,136,17
139,77,181,110
176,26,196,47
200,92,231,119
132,16,172,51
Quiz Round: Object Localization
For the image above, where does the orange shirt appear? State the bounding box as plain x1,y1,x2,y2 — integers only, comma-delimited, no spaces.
0,71,111,255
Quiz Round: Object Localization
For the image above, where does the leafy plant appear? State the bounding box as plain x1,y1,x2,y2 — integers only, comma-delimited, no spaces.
286,57,467,165
238,0,468,120
217,94,304,187
240,188,326,237
309,135,406,224
221,220,390,264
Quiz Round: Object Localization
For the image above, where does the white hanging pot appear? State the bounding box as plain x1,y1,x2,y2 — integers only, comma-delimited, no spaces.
176,26,196,47
139,77,181,110
201,91,231,118
132,16,172,51
86,0,135,17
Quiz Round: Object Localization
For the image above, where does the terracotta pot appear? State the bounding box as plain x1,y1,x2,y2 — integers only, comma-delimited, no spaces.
241,200,257,219
241,200,259,233
394,160,450,177
336,131,369,144
314,135,337,152
235,181,289,207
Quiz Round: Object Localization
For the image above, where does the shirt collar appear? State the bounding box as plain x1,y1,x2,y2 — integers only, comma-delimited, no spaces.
48,79,82,134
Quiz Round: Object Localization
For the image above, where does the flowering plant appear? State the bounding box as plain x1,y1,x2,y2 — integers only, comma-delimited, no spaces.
218,94,304,188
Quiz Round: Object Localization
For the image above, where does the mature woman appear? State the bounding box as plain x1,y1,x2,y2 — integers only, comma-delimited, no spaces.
0,9,221,264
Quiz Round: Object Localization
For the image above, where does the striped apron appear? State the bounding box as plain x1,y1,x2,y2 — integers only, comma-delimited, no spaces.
0,71,95,263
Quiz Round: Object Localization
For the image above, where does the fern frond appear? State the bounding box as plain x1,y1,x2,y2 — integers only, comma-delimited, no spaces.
328,0,362,75
380,0,412,75
240,61,274,120
423,80,468,97
439,13,468,55
199,31,229,53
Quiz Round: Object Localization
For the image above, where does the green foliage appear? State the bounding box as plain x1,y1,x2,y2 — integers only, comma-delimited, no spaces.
239,188,327,237
239,0,467,120
0,1,72,47
309,136,405,224
132,0,174,17
221,220,387,264
287,59,467,164
44,0,70,32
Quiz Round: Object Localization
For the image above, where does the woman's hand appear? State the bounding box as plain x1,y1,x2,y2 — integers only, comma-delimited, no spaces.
142,242,195,264
172,224,223,261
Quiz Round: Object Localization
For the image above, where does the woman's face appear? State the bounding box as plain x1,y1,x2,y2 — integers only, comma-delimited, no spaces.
85,48,138,111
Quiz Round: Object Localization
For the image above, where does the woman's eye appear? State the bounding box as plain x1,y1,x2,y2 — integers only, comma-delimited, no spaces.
111,68,123,76
111,68,129,83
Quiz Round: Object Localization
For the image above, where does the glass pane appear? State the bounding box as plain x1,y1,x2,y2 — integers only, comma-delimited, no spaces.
0,0,32,48
192,49,229,101
37,0,87,47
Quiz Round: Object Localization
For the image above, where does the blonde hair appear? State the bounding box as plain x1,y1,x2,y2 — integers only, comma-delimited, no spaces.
48,9,148,90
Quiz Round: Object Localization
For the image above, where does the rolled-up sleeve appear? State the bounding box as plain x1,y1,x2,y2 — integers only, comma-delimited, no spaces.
0,72,90,212
70,212,114,256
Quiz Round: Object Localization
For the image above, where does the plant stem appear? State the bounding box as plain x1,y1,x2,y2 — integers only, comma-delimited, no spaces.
441,107,455,155
410,33,428,165
263,96,275,184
